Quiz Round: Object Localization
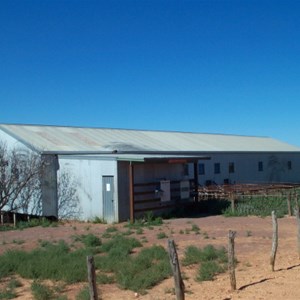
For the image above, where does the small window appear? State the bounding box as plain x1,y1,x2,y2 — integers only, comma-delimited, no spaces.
184,164,189,176
288,161,292,170
198,163,205,175
258,161,263,172
214,163,221,174
229,162,235,173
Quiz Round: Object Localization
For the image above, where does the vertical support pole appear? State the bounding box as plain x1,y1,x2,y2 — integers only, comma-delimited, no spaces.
193,162,199,202
228,230,237,291
270,211,278,271
0,211,3,225
168,239,185,300
129,162,135,224
287,192,292,216
13,213,16,228
87,255,98,300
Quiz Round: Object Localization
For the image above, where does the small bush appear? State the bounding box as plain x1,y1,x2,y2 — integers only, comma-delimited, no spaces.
182,244,228,282
156,232,168,239
81,234,101,247
197,261,225,281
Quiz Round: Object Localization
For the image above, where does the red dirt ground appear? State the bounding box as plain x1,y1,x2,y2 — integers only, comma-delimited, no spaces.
1,215,300,299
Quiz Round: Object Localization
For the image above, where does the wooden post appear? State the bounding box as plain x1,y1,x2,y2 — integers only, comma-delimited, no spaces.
193,162,199,202
230,194,235,214
87,255,98,300
287,193,292,216
168,239,185,300
0,211,3,225
294,207,300,259
13,213,16,227
295,192,299,213
270,211,278,272
129,162,135,224
228,230,237,291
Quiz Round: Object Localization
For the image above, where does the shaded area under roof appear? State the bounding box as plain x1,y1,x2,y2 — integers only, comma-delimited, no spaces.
1,124,300,154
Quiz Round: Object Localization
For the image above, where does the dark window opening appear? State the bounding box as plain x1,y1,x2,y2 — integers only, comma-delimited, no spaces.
214,163,221,174
198,163,205,175
229,162,235,173
288,161,292,170
258,161,263,172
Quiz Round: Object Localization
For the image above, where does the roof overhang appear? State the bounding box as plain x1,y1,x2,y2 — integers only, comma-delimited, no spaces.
115,154,210,163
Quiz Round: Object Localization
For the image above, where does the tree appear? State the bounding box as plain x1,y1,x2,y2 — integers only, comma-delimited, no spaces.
0,141,81,219
57,170,82,219
0,142,43,212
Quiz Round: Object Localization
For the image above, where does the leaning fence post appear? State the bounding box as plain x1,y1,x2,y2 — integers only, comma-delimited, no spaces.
270,211,278,271
86,255,98,300
167,239,185,300
228,230,237,291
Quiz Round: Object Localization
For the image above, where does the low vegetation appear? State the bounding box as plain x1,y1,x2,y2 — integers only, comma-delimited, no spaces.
222,195,297,218
183,245,228,281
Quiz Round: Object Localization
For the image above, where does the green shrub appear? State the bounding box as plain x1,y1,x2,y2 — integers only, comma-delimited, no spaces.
80,234,101,247
182,244,228,282
0,240,91,283
182,246,203,266
197,261,225,281
156,232,168,239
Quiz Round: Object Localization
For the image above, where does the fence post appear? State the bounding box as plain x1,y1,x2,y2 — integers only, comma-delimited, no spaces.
0,211,3,225
294,207,300,259
287,193,292,216
230,194,235,214
167,239,185,300
86,255,98,300
228,230,237,291
270,211,278,271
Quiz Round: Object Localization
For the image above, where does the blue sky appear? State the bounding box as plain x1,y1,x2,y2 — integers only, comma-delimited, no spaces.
1,0,300,146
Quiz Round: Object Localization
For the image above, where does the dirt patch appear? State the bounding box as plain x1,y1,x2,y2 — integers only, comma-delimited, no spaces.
1,215,300,299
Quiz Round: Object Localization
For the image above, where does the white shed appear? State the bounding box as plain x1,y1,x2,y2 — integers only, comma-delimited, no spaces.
1,124,300,223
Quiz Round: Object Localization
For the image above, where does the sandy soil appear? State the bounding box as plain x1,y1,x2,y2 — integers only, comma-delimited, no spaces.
1,215,300,300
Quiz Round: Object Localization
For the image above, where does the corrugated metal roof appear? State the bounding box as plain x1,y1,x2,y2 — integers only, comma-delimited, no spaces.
0,124,299,153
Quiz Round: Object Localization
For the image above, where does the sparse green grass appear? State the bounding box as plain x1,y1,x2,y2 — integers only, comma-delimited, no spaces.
246,230,252,237
92,216,106,224
182,244,228,282
105,226,118,233
76,286,89,300
97,273,115,284
196,261,225,281
191,224,200,234
124,211,163,230
156,232,168,239
95,235,171,293
12,239,25,245
0,240,92,283
31,281,54,300
0,278,21,300
222,195,295,218
71,234,101,248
